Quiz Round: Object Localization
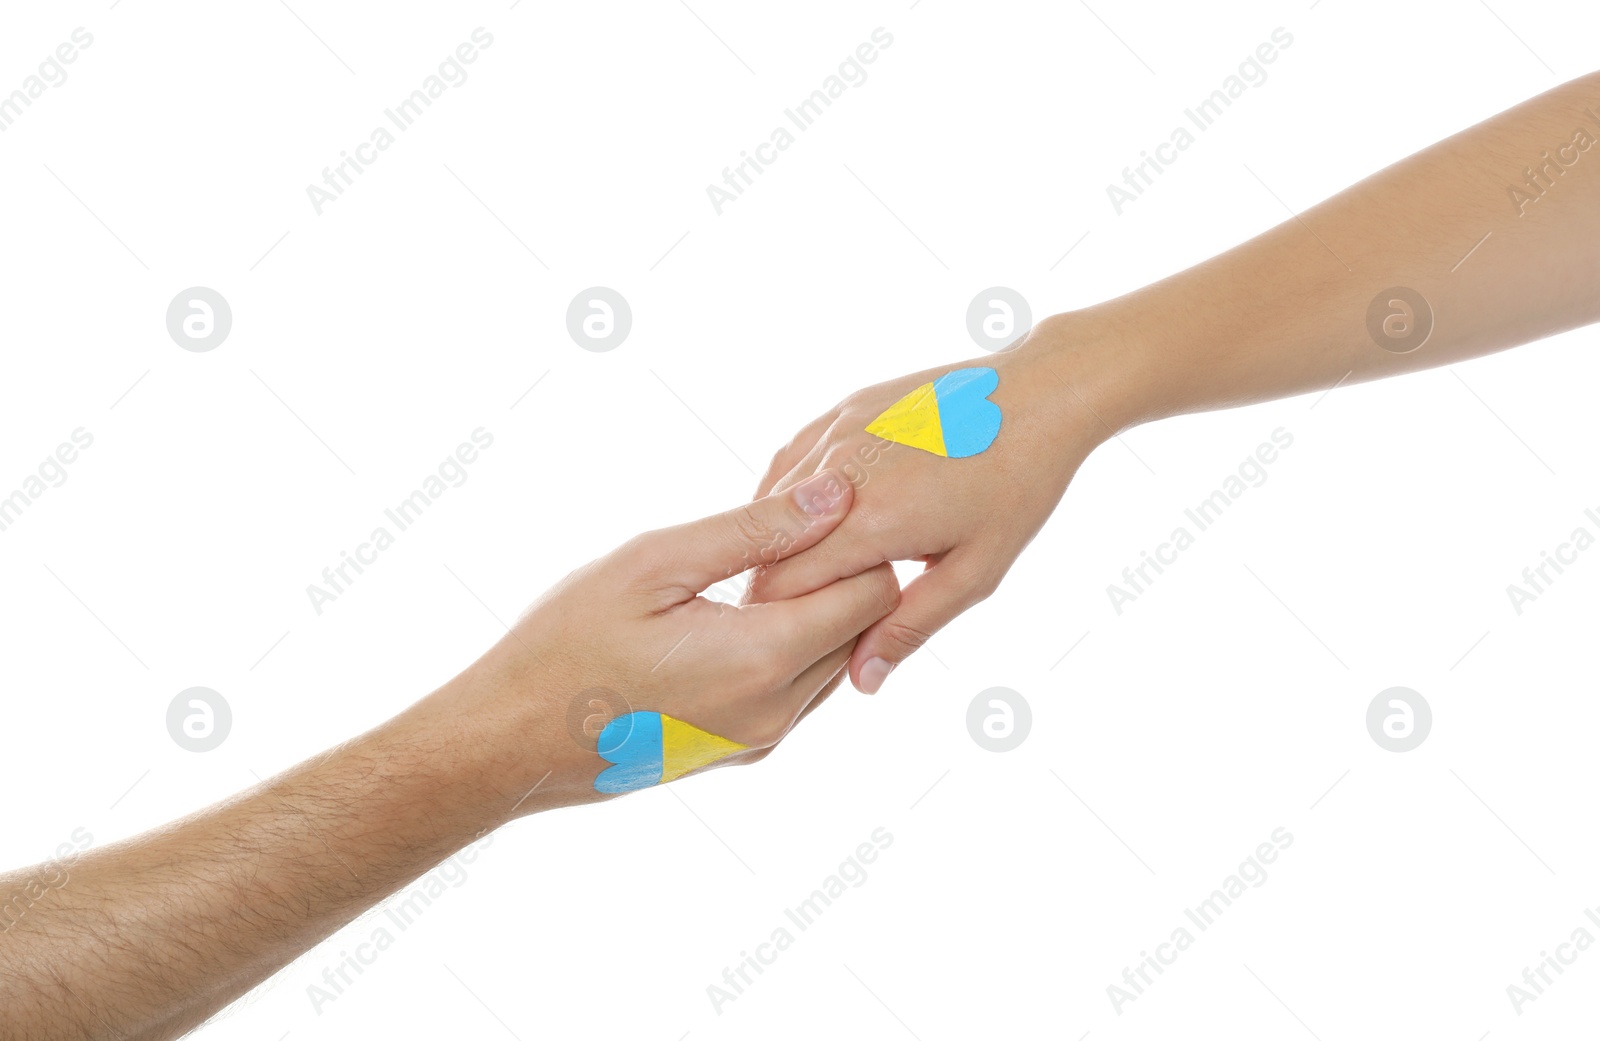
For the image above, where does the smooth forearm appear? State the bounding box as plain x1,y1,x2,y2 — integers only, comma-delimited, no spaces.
1048,70,1600,431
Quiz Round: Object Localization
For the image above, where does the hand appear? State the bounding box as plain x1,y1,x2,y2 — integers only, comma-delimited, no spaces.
745,318,1112,694
437,469,901,810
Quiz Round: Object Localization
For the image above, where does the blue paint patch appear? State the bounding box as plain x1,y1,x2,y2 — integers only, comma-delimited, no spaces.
594,710,663,794
931,366,1002,458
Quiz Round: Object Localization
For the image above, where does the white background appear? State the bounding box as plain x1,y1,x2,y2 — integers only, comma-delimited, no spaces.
3,0,1598,1037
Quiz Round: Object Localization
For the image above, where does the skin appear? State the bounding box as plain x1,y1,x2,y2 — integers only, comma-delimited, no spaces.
751,69,1600,693
0,470,898,1040
5,67,1600,1041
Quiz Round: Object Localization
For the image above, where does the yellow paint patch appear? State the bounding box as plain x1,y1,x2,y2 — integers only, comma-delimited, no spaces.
660,715,748,783
864,382,947,457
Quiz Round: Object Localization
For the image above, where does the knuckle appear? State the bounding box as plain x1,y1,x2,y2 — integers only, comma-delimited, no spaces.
947,555,1004,606
744,718,789,749
744,558,793,605
966,568,1003,604
727,649,784,697
730,504,786,565
877,615,935,654
612,532,664,580
859,564,901,613
613,530,652,563
874,560,902,594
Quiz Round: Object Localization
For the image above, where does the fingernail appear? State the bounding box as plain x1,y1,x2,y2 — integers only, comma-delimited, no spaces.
794,471,845,517
859,657,893,695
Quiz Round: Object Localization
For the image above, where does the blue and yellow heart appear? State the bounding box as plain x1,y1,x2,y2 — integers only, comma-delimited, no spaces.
865,366,1002,458
593,711,748,794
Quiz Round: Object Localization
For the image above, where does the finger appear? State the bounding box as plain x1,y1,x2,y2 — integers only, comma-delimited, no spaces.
747,562,899,679
739,445,851,609
706,646,850,774
791,658,851,729
642,469,854,598
767,441,826,498
746,509,904,605
848,556,995,694
754,411,835,499
780,641,854,734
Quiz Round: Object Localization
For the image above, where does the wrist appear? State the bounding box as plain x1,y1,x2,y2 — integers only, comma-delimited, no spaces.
396,653,600,835
1024,306,1165,437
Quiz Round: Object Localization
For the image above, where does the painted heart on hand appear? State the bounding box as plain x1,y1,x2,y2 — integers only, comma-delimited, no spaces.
593,711,748,794
864,366,1002,458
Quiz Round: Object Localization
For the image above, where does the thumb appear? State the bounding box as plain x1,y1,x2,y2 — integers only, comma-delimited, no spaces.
655,469,853,595
848,560,992,694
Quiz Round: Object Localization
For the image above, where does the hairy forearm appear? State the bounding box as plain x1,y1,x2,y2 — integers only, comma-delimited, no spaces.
1051,70,1600,430
0,464,883,1038
0,672,576,1041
